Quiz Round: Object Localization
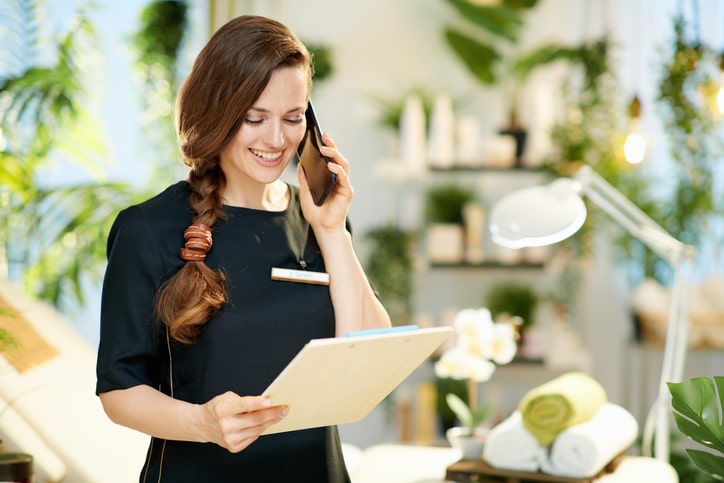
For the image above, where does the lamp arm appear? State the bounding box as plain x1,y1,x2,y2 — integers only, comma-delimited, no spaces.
572,166,697,462
573,166,692,263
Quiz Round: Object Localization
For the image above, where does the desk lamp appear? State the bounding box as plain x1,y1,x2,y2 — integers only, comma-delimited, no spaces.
488,165,697,462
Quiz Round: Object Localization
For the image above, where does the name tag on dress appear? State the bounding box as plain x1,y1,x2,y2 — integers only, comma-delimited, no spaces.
271,267,330,286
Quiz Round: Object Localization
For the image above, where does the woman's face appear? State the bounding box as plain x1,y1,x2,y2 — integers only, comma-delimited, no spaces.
220,66,309,189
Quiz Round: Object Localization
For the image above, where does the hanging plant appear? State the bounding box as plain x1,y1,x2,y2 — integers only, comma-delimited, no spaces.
131,0,189,185
544,35,660,291
655,15,724,280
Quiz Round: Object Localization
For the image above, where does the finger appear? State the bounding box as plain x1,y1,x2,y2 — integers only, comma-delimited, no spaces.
224,406,289,453
320,133,350,172
213,392,271,418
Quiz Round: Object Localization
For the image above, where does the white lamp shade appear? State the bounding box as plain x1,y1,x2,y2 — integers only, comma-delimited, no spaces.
489,178,587,249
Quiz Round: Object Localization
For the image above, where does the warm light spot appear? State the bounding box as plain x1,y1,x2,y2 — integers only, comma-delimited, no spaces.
624,132,646,164
62,232,78,248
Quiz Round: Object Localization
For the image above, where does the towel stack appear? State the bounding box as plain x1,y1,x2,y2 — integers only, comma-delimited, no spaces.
483,371,639,479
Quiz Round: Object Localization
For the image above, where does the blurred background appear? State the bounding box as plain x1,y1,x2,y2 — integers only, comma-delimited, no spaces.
1,0,723,480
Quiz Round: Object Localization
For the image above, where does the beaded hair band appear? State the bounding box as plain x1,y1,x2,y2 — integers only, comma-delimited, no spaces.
180,223,213,261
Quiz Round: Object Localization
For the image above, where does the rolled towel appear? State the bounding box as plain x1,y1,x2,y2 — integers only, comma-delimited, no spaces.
518,371,607,445
483,410,545,472
541,402,639,479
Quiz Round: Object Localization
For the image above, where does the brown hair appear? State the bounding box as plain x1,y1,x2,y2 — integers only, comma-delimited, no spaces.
155,15,312,343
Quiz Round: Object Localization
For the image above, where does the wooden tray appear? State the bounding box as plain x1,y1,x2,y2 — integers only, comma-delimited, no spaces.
445,453,625,483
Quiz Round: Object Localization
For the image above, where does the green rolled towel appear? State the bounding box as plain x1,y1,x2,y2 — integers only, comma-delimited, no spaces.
517,371,607,446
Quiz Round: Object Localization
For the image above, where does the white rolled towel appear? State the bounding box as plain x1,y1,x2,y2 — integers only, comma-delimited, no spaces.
541,402,639,479
483,410,545,472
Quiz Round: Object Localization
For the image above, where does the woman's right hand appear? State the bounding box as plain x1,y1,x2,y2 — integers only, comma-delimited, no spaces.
100,385,288,453
201,392,289,453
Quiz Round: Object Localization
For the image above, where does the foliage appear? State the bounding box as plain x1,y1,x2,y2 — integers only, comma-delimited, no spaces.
305,42,334,84
0,1,140,310
446,392,495,433
436,375,468,429
369,85,438,133
655,16,724,268
442,0,578,124
424,184,477,225
543,35,661,300
364,225,414,326
131,0,189,186
668,376,724,481
485,281,538,329
133,0,187,68
435,308,517,431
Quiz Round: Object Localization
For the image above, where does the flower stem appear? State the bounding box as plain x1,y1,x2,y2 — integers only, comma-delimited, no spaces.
468,378,477,413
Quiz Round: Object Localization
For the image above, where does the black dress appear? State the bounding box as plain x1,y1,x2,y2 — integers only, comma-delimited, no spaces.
95,181,351,482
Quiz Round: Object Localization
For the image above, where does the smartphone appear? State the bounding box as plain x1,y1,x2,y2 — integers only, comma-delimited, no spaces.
297,101,336,205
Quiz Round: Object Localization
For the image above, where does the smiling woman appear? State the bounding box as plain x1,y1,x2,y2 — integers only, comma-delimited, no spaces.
95,14,390,482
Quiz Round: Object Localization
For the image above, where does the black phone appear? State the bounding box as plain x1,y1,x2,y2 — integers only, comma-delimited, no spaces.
297,101,336,205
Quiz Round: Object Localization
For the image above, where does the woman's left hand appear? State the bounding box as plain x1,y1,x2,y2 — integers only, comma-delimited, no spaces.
298,133,353,233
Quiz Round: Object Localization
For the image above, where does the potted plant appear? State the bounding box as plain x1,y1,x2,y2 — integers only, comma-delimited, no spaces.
364,225,415,326
442,0,579,165
424,184,477,263
444,393,496,459
485,281,539,330
435,308,518,459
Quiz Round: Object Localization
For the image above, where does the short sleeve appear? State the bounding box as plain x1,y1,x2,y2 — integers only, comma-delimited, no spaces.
95,206,170,394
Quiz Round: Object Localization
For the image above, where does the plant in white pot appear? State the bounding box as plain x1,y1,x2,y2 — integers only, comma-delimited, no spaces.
435,308,518,459
424,184,477,264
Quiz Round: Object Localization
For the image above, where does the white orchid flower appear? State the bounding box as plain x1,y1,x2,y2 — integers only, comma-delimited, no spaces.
436,307,518,383
490,321,517,364
434,347,497,382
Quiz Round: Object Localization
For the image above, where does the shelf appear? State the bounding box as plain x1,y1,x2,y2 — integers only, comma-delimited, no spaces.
427,165,546,173
428,261,545,270
372,160,547,181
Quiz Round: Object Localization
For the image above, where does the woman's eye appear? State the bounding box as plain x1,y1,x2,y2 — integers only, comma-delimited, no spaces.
244,118,264,125
285,117,304,125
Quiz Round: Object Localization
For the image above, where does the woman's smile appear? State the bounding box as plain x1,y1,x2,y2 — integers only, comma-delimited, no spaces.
250,148,284,165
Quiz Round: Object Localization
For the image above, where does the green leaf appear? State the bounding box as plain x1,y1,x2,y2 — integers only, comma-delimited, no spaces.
503,0,539,8
446,393,495,431
668,376,724,480
444,29,500,85
445,0,524,42
447,393,474,429
512,44,580,82
686,449,724,480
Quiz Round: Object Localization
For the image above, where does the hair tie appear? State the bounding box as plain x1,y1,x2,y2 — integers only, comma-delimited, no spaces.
180,223,213,261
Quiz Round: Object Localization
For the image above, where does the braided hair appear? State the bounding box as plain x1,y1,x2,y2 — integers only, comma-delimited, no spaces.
155,15,312,343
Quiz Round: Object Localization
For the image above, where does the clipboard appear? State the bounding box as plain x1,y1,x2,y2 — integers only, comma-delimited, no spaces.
261,326,452,435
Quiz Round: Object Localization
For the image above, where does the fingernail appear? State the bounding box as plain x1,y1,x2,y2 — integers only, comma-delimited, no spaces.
281,407,289,418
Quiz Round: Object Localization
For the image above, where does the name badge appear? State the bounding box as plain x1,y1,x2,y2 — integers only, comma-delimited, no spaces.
271,267,330,286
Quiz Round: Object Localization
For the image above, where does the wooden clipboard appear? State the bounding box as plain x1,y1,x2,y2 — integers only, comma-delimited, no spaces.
261,326,452,435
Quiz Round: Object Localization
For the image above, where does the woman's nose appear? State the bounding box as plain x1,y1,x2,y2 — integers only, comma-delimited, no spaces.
262,121,285,147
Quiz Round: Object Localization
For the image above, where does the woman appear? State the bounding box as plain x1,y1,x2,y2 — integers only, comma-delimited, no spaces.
95,15,391,482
